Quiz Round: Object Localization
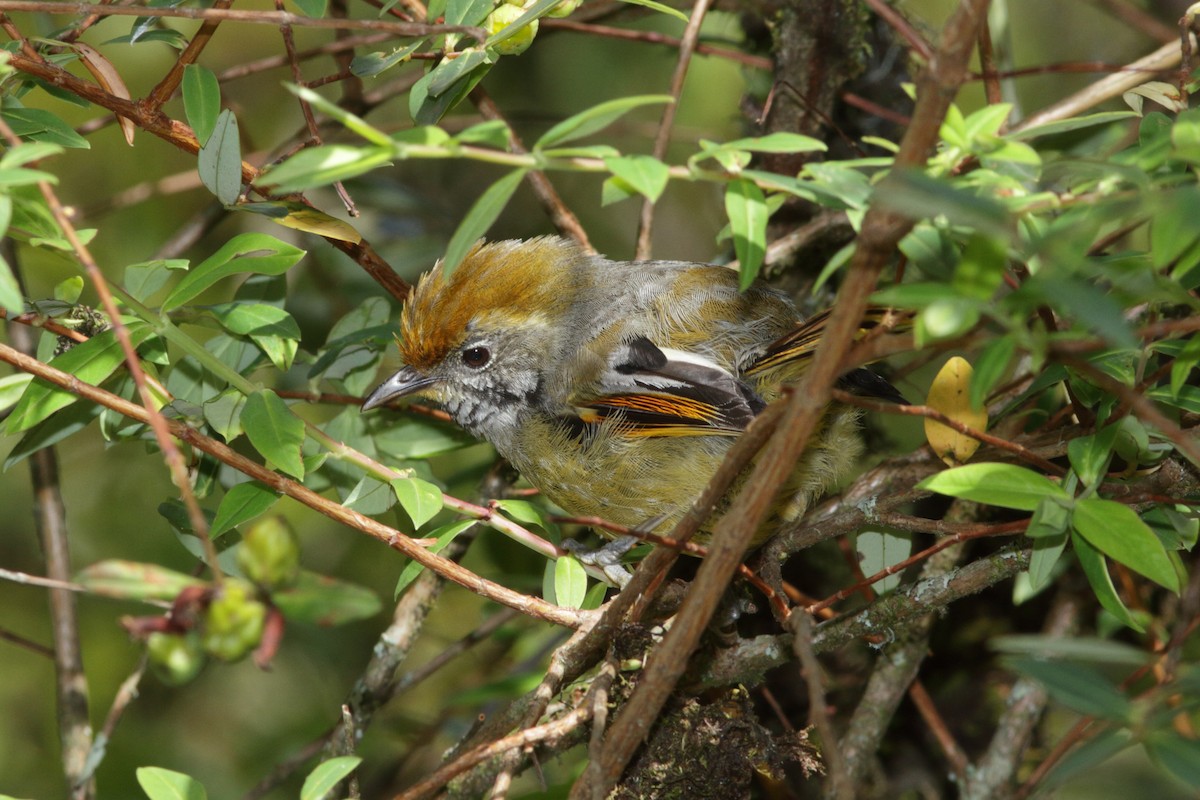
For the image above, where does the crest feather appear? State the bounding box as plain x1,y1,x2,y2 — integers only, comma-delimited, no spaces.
399,237,587,370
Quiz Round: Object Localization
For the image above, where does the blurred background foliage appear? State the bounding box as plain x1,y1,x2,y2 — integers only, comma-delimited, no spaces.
2,0,1200,798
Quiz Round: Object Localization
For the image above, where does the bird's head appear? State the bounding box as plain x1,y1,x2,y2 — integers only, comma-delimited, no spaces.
362,237,589,446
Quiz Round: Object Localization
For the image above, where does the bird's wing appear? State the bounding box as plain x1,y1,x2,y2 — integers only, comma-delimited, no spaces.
569,336,763,437
746,307,909,404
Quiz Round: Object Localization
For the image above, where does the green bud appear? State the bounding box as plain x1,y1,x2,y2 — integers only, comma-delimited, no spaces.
487,4,538,55
202,580,267,662
547,0,582,18
147,631,206,686
237,516,301,590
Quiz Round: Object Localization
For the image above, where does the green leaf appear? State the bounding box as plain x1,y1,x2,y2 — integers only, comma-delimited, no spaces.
427,48,491,97
350,41,424,78
162,232,305,311
873,168,1012,240
1072,498,1180,591
273,570,382,625
4,324,155,434
446,0,494,25
441,169,527,274
137,767,207,800
123,258,189,303
0,249,21,316
182,64,220,146
394,520,475,597
1042,729,1135,791
374,417,472,459
390,477,444,529
1145,733,1200,789
917,462,1070,511
292,0,328,16
615,0,688,21
197,109,242,205
241,389,306,479
854,528,911,593
603,154,669,202
453,119,511,148
1067,424,1120,488
1,107,90,149
410,60,491,125
969,335,1014,409
3,399,101,471
990,634,1150,665
551,555,588,608
301,757,362,800
1007,110,1135,141
202,388,246,441
209,303,301,339
76,560,206,602
1004,657,1131,722
0,372,34,414
717,132,826,154
725,178,768,289
494,498,553,530
0,140,63,169
1072,530,1145,632
211,482,279,538
264,144,394,192
535,94,673,149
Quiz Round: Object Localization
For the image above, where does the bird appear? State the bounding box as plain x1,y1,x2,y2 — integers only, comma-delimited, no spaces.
362,236,904,551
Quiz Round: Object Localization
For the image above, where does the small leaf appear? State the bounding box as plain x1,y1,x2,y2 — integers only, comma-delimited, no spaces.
211,482,279,538
1,107,90,149
292,0,328,16
209,303,301,339
604,154,669,203
273,571,382,625
390,477,444,529
197,109,243,205
553,555,588,609
264,144,393,192
4,325,155,434
301,757,362,800
162,232,305,311
1067,424,1120,488
394,521,475,597
1005,657,1131,722
1072,498,1180,591
925,356,988,466
917,462,1069,511
725,178,768,289
535,94,673,149
76,560,205,602
237,201,363,243
182,64,221,146
136,766,207,800
441,169,527,274
241,389,306,479
615,0,688,21
494,499,553,530
427,48,491,97
0,251,24,316
969,335,1014,410
1145,733,1200,789
1072,530,1145,632
855,528,912,593
350,41,424,78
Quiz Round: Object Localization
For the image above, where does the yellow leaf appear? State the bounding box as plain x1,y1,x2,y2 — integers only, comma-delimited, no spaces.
925,356,987,466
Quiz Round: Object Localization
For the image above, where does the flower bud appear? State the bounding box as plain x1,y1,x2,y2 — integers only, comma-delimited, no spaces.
487,4,538,55
202,580,267,662
237,516,301,590
147,631,206,685
547,0,582,18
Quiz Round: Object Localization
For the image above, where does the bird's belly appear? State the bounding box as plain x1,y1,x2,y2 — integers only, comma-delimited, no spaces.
506,406,864,545
509,418,726,531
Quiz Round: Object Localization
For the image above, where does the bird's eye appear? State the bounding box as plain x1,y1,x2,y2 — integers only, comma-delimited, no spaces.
461,346,490,368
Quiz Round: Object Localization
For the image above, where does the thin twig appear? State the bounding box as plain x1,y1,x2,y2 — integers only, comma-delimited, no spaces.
633,0,711,260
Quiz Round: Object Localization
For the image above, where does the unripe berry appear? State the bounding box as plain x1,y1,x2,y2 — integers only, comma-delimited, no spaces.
147,631,206,685
237,516,300,590
487,4,538,56
202,580,267,662
547,0,582,18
